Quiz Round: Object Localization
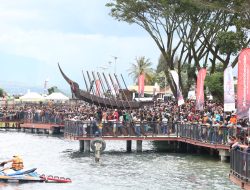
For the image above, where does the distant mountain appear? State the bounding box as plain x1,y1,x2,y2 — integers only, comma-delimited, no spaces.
0,81,42,95
0,81,70,96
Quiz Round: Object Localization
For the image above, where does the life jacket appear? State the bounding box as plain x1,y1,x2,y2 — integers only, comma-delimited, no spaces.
12,156,24,171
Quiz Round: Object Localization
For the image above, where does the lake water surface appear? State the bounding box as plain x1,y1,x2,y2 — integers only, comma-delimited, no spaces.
0,131,240,190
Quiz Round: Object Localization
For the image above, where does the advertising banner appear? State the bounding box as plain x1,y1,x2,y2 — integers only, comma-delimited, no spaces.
237,48,250,119
95,80,101,96
196,68,207,110
224,66,235,112
170,70,184,106
138,74,145,97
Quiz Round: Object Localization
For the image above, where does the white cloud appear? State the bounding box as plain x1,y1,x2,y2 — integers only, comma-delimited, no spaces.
0,9,39,21
0,26,159,86
0,28,158,63
0,0,160,88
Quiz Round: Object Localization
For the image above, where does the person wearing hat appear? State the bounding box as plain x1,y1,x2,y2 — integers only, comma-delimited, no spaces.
0,155,24,171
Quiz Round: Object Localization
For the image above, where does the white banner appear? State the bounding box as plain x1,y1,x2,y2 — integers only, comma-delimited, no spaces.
170,70,184,106
224,66,235,112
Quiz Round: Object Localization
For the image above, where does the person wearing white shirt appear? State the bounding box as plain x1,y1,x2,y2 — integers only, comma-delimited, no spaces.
162,116,168,135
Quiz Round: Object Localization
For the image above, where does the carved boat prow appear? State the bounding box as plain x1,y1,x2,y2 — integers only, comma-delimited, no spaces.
58,63,140,109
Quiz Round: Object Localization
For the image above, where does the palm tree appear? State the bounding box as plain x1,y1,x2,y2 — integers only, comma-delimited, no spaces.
128,56,154,85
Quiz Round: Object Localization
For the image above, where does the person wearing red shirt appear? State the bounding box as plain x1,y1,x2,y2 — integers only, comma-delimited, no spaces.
112,109,119,136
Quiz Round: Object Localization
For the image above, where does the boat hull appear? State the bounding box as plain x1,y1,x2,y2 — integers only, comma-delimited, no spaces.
58,63,141,109
0,169,71,183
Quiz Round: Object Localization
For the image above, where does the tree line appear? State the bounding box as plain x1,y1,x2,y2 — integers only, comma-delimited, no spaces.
107,0,250,101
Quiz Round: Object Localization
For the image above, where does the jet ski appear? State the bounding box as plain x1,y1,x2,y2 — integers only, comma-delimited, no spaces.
0,168,71,183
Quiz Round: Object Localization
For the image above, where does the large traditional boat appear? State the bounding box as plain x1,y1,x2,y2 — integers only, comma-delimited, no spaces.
58,64,141,109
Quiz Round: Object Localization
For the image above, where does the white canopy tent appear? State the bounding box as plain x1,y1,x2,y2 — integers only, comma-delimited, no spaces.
19,92,45,102
45,92,69,101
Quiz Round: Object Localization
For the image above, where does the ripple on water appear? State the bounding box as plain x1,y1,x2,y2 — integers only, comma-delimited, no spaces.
0,132,241,190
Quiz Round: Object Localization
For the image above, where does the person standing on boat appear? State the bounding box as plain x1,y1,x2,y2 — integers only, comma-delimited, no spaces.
0,155,24,171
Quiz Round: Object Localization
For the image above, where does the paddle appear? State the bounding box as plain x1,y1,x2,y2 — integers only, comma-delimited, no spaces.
0,164,6,172
0,162,7,167
0,162,7,171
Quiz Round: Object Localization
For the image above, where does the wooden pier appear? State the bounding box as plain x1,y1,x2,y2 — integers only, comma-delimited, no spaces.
229,174,250,190
0,119,247,189
0,121,63,135
20,123,64,135
63,120,232,161
65,133,230,160
0,120,231,161
230,149,250,190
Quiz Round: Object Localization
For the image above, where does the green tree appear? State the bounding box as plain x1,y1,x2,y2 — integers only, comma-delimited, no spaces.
0,88,4,97
107,0,187,97
217,31,247,56
205,72,223,102
157,53,195,98
107,0,250,98
152,71,167,89
47,86,63,95
189,0,250,69
128,56,154,85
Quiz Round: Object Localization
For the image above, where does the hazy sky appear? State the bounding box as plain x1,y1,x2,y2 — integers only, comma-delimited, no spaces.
0,0,160,92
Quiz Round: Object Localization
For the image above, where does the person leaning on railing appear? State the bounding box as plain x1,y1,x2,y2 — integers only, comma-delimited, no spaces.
156,113,162,135
117,114,124,135
230,135,245,151
222,122,228,144
133,115,141,136
229,136,250,176
229,113,237,124
162,115,168,135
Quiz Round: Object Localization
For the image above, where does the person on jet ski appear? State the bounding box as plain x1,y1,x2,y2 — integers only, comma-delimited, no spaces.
0,155,24,171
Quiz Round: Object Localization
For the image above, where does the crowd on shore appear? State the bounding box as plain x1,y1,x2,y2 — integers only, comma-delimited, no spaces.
0,100,243,125
0,100,249,144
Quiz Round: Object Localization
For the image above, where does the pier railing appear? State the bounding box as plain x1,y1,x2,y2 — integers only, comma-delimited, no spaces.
230,149,250,182
177,123,237,145
18,111,64,125
0,113,23,128
64,120,242,143
64,120,176,137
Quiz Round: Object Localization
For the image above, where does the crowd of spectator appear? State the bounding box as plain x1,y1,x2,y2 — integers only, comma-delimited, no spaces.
1,99,250,183
0,100,248,141
0,100,248,127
